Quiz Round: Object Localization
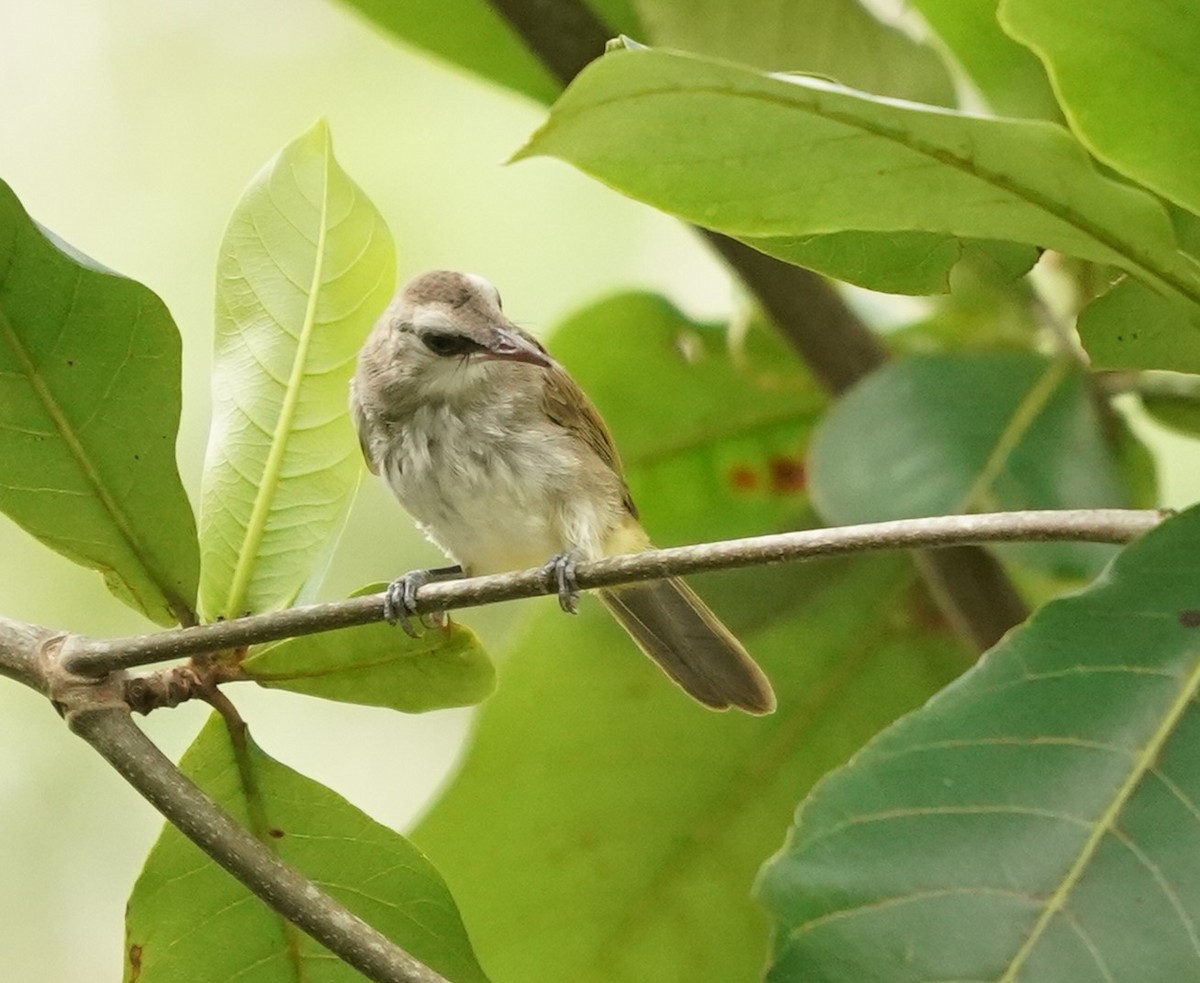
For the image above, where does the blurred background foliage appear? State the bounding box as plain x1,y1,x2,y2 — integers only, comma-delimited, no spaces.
2,0,1200,980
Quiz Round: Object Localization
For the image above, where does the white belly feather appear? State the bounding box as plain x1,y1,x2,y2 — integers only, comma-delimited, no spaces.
380,402,618,575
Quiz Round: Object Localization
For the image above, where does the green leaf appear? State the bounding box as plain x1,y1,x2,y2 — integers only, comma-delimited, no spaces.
744,231,1037,296
1000,0,1200,216
199,121,395,621
125,713,489,983
517,48,1200,307
759,503,1200,982
1078,278,1200,374
0,179,198,626
337,0,642,104
416,556,966,983
632,0,955,106
412,292,968,981
547,292,825,544
808,354,1134,578
243,583,495,712
911,0,1062,120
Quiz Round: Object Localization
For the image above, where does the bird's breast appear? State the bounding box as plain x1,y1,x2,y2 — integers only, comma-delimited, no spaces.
378,402,613,574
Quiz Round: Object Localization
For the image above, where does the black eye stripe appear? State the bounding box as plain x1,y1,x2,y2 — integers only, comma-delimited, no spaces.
421,332,485,357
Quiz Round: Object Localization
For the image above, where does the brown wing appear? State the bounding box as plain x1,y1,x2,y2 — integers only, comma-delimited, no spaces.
540,365,639,518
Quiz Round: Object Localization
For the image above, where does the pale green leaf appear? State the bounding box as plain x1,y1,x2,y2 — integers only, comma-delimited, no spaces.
0,179,198,626
632,0,954,106
199,120,395,621
1001,0,1200,216
912,0,1062,120
517,48,1200,307
243,583,495,712
760,503,1200,982
125,713,488,983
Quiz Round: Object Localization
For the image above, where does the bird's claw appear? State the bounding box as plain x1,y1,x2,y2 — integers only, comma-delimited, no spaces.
384,570,445,638
544,552,581,615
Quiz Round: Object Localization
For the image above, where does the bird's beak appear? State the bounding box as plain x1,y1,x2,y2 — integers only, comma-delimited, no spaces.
480,326,552,368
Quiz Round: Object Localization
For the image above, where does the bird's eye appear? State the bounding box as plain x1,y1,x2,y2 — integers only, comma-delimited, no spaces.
420,332,483,357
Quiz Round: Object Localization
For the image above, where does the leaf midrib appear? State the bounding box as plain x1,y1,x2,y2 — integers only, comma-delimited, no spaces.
222,147,332,619
999,650,1200,979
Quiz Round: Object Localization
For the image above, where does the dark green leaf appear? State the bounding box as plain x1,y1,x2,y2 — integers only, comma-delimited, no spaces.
0,179,198,625
808,354,1133,578
1078,279,1200,374
759,503,1200,983
518,48,1200,308
1001,0,1200,215
243,583,495,712
337,0,642,104
125,713,489,983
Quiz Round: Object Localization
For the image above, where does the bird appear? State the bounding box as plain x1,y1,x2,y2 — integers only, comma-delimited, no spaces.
350,270,775,714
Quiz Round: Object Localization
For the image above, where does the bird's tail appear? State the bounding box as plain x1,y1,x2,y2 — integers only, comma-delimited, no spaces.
599,578,776,714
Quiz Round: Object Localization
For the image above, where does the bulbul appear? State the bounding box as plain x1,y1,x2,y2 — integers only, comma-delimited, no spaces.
350,270,775,714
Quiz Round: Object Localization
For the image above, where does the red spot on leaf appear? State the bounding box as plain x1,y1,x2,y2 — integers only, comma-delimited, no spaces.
268,827,285,838
728,465,759,491
769,456,807,494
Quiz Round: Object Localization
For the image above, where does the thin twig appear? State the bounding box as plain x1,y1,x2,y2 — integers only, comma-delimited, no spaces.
66,704,450,983
0,615,54,694
61,509,1163,677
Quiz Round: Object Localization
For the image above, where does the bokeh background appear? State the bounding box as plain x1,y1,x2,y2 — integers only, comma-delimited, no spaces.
2,1,1198,979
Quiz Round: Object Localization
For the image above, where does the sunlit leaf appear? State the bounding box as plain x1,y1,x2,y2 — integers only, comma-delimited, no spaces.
243,583,495,712
1001,0,1200,216
517,48,1200,308
199,120,395,621
808,353,1134,579
632,0,954,106
912,0,1062,120
0,179,198,626
759,503,1200,982
125,713,489,983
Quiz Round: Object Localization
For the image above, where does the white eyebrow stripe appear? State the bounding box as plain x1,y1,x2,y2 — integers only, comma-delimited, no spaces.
412,310,459,331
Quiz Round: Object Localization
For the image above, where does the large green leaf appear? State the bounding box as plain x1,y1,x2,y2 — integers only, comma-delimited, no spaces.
337,0,641,104
199,121,395,621
744,231,1037,296
1078,278,1200,375
807,354,1133,578
0,179,198,626
243,583,495,712
125,713,488,983
517,47,1200,307
759,503,1200,982
912,0,1062,120
413,293,969,982
1001,0,1200,217
632,0,954,106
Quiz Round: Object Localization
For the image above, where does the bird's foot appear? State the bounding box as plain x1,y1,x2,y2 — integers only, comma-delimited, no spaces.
544,551,582,615
383,565,463,637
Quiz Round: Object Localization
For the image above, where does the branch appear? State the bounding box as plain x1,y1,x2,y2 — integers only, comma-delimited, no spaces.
0,615,53,694
62,509,1163,677
485,0,1030,650
65,701,450,983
